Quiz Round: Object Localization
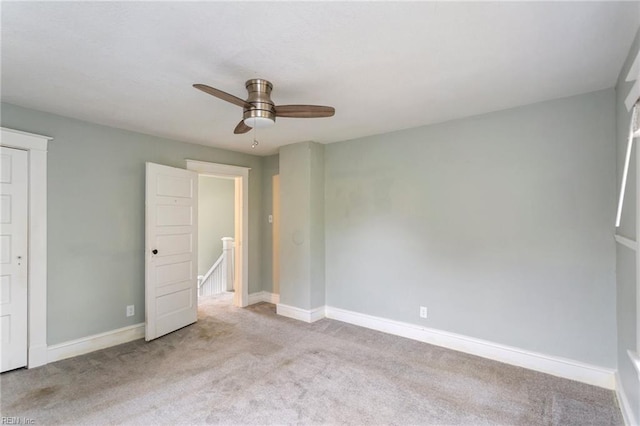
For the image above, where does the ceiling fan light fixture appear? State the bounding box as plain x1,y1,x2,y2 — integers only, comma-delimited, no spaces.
243,116,275,129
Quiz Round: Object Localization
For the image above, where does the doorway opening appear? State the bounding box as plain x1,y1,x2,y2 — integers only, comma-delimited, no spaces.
197,175,235,304
186,160,250,308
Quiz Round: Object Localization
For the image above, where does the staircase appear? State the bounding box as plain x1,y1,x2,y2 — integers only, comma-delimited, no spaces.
198,237,234,297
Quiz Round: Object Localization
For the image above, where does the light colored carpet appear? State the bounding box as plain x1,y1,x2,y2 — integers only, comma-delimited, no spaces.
1,294,623,425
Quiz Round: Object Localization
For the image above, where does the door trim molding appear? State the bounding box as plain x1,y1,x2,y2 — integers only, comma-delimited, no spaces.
615,371,638,426
1,127,51,368
186,160,250,308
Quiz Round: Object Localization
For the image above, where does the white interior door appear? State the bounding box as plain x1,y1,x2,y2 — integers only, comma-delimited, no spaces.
145,163,198,341
0,147,28,372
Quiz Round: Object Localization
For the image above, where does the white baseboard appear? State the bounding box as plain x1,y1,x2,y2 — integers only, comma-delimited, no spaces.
248,291,280,305
265,292,280,304
309,306,325,322
616,371,638,426
325,306,615,390
40,303,617,392
276,303,325,323
44,290,282,365
248,292,264,305
47,323,145,363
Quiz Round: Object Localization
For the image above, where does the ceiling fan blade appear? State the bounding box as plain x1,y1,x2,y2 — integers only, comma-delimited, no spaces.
275,105,335,118
193,84,250,108
234,120,252,134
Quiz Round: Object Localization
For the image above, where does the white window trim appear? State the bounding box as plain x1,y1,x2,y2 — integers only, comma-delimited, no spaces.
631,50,640,361
1,127,51,368
636,109,640,361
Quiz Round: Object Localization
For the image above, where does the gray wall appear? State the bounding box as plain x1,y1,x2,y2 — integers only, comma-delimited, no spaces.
309,143,325,308
615,22,640,422
198,176,234,276
260,154,279,294
324,89,617,367
1,103,264,345
279,142,325,309
280,143,311,308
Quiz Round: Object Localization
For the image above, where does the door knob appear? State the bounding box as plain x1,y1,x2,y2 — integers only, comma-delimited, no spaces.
152,249,158,255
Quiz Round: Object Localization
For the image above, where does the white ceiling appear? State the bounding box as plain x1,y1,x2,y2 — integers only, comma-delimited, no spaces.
2,2,638,156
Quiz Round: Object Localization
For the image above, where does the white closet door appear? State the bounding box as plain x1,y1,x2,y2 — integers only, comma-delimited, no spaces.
0,147,28,372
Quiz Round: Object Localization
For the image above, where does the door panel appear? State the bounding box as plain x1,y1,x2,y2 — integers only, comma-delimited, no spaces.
155,233,192,256
157,205,192,226
156,174,193,197
156,260,192,285
0,147,28,372
145,163,198,341
0,236,10,264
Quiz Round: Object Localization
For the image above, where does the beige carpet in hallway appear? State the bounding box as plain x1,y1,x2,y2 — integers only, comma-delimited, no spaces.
0,295,623,425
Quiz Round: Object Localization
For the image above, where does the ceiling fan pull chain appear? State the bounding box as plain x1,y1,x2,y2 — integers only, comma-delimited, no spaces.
252,126,259,149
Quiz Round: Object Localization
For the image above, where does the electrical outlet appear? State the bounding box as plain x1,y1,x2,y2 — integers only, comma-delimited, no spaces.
126,305,135,317
419,306,428,319
268,214,273,223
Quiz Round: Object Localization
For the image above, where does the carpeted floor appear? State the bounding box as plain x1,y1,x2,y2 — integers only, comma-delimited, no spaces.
0,294,623,425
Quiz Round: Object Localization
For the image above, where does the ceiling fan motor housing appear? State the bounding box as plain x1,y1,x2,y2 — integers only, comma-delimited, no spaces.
243,79,276,127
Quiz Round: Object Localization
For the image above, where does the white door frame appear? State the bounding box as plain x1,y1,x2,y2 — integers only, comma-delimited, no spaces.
272,174,280,296
0,127,51,368
186,160,250,307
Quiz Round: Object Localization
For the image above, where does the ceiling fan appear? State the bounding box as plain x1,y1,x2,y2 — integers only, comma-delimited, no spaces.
193,79,335,134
